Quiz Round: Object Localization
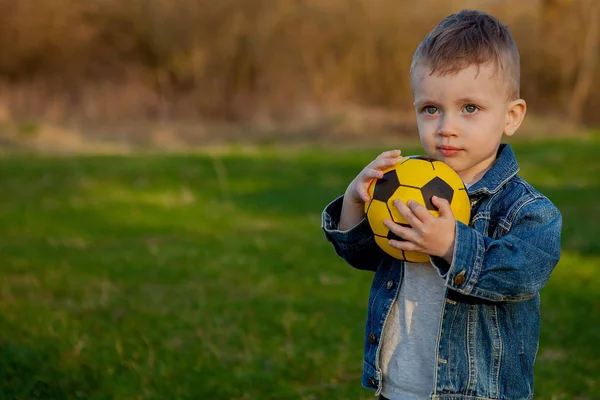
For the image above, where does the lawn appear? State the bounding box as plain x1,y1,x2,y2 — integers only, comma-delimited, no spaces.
0,136,599,399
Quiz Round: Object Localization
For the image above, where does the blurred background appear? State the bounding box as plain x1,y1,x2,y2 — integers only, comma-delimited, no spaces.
1,1,599,399
0,0,599,149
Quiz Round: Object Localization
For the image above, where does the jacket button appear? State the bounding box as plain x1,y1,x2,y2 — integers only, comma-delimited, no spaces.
368,377,377,387
386,280,394,290
369,332,377,344
454,271,466,286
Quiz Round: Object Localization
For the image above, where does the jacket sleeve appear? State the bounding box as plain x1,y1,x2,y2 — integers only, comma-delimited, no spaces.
431,196,562,302
321,195,384,272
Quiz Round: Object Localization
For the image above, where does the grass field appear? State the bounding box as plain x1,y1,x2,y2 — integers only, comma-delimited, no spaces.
1,136,599,399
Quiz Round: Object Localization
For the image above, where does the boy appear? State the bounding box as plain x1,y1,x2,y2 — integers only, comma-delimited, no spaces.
321,9,562,400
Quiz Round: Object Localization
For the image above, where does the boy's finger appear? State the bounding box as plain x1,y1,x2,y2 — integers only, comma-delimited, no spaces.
393,199,424,230
389,239,420,253
358,171,381,191
366,168,384,179
384,221,421,250
379,149,401,159
371,156,399,171
384,220,412,241
358,187,370,202
432,196,454,218
408,200,435,222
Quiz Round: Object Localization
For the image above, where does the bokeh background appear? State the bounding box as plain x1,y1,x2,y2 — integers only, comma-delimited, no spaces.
0,0,599,147
1,0,599,399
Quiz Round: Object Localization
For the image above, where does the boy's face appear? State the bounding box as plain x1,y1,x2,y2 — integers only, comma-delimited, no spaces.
411,62,525,185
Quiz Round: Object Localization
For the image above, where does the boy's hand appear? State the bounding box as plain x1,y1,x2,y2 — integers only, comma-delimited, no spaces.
339,149,402,231
384,196,456,264
345,149,403,205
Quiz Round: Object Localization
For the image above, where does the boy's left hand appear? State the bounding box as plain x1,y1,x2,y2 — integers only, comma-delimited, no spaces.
384,196,456,264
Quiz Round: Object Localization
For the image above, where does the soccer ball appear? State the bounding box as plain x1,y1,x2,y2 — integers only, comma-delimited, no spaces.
364,156,471,262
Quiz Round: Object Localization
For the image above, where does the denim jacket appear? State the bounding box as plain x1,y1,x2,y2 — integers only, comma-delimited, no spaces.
321,144,562,400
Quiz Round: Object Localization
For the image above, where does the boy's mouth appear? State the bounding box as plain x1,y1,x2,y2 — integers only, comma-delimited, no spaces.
438,145,462,157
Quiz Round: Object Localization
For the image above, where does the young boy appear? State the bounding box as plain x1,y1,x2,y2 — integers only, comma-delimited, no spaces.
321,9,562,400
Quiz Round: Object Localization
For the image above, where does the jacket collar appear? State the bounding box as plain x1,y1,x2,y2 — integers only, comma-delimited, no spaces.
468,143,520,197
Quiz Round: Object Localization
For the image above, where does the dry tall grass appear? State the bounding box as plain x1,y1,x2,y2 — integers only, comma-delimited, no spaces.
0,0,598,129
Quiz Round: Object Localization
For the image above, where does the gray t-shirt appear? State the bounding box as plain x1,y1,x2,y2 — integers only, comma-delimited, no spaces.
379,261,446,400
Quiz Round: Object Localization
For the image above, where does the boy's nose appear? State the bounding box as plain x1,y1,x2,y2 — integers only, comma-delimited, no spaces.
437,116,458,137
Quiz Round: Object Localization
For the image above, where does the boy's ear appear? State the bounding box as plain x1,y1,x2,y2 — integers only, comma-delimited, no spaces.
504,99,526,137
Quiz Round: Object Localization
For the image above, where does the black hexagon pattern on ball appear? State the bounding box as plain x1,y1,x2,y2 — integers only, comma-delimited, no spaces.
372,170,400,202
421,177,454,210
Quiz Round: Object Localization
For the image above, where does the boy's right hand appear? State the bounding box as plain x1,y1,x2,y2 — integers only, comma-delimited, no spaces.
345,149,403,204
339,149,402,231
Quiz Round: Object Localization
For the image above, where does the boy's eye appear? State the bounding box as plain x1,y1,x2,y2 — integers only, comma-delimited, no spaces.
464,104,479,114
424,106,438,115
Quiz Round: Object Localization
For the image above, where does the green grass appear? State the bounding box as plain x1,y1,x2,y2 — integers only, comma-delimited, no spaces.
0,136,599,399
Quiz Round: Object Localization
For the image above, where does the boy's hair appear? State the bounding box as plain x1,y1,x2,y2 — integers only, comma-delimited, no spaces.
410,9,520,100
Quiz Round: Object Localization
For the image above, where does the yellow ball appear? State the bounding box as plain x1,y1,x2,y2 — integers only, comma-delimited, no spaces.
364,156,471,262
